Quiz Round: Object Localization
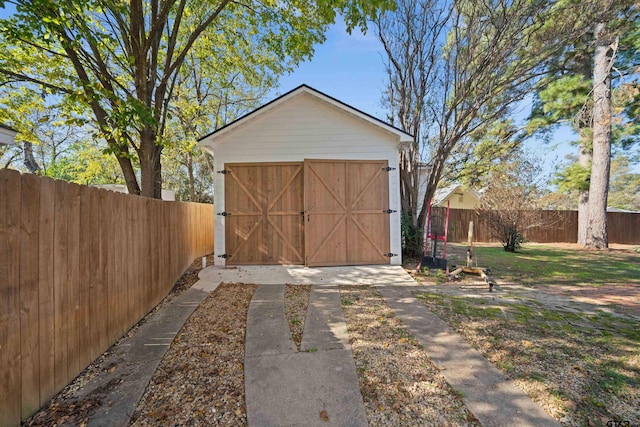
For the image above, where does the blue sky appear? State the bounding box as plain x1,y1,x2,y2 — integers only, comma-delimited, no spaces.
272,22,579,179
272,22,389,119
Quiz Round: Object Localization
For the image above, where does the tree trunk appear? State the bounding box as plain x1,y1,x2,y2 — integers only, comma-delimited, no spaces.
585,22,612,249
23,141,41,174
577,143,591,245
117,154,141,195
576,51,592,246
188,152,196,202
139,128,163,199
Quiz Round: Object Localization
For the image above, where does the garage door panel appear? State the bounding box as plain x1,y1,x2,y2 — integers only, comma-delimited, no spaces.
225,162,304,265
269,165,304,212
305,162,346,212
349,162,388,211
305,159,390,267
348,215,389,263
226,216,264,264
226,166,263,212
266,216,304,264
306,214,347,266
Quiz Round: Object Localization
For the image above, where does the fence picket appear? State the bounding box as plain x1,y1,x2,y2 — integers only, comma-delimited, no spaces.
19,174,41,418
78,185,92,369
0,169,22,427
37,177,55,407
66,183,81,380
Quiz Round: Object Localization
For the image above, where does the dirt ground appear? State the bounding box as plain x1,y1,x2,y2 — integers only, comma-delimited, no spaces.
407,242,640,318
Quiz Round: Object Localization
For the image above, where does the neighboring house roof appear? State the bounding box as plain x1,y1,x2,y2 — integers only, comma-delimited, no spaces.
433,184,482,206
198,84,414,147
0,124,17,145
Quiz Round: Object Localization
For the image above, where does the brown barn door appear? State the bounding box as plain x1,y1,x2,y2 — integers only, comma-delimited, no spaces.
304,160,390,267
224,163,304,264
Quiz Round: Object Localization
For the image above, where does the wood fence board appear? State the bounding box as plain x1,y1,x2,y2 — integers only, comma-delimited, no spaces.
78,185,92,369
143,199,151,311
99,189,110,351
150,200,159,306
106,190,116,345
19,173,41,418
131,197,139,327
115,193,125,339
0,169,22,426
88,189,101,361
37,177,55,407
160,204,168,295
53,179,69,392
124,195,133,331
131,197,139,324
66,183,81,380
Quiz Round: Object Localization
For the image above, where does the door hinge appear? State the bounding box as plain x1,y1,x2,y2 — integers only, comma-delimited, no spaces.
384,253,398,257
382,166,396,171
217,254,232,259
217,169,230,174
217,211,231,216
382,209,397,214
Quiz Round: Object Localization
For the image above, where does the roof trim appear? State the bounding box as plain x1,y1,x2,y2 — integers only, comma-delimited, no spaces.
197,84,414,145
0,123,17,145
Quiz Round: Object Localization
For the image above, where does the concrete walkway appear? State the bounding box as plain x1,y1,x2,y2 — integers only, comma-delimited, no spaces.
78,287,211,426
377,283,559,427
244,284,367,427
51,264,559,426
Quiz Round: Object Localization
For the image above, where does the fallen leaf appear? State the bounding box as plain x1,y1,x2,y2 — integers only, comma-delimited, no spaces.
319,410,329,421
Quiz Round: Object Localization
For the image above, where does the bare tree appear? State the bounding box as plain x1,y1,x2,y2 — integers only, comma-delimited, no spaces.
376,0,568,254
475,156,555,252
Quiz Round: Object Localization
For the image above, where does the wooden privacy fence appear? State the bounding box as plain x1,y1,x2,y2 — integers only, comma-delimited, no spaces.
438,208,640,244
0,169,214,426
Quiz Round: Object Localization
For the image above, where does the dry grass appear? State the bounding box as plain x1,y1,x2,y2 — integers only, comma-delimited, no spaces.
284,285,311,350
340,285,480,426
409,242,640,426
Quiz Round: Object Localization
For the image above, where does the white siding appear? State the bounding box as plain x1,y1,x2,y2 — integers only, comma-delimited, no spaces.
207,92,403,266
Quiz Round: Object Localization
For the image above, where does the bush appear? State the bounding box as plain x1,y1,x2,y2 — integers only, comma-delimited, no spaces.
502,226,528,252
401,212,423,257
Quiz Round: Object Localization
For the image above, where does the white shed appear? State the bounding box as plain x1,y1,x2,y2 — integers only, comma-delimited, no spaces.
198,85,413,267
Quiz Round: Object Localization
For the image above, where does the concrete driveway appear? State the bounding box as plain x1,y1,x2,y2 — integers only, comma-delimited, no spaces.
195,264,418,291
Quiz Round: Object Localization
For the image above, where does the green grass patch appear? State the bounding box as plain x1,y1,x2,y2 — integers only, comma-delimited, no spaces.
449,243,640,288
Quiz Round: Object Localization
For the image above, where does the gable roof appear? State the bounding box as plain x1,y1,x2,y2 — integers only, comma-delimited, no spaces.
434,184,482,206
198,84,414,146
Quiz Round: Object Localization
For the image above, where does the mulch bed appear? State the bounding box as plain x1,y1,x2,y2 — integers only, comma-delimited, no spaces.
131,283,257,426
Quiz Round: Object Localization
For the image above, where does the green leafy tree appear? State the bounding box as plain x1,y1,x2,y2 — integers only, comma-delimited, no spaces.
608,155,640,211
160,28,278,201
528,0,639,247
0,0,393,198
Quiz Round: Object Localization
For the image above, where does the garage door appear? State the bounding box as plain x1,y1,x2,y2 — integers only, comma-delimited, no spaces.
224,160,390,266
304,160,390,267
224,163,304,265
